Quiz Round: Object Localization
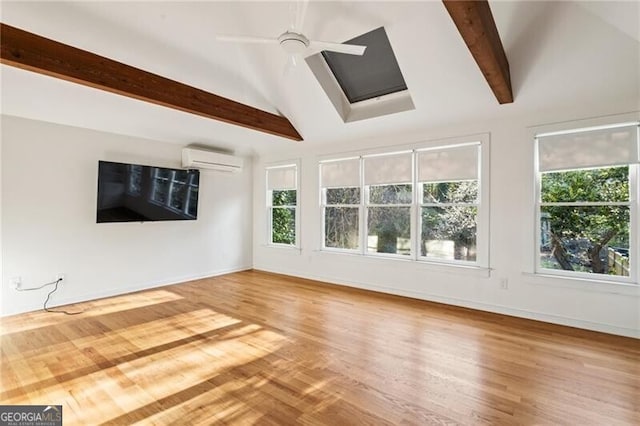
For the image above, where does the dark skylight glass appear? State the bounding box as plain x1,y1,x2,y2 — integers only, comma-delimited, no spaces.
321,27,408,104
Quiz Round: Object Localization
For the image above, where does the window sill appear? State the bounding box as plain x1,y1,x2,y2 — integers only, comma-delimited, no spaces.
522,272,639,296
315,249,491,277
415,260,491,278
264,244,302,253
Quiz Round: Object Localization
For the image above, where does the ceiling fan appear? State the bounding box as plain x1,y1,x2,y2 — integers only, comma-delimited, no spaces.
216,0,367,68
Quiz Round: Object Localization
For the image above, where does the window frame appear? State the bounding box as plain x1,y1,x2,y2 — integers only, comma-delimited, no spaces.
320,156,363,253
362,150,414,259
266,161,300,249
318,136,489,269
416,143,483,266
532,117,639,284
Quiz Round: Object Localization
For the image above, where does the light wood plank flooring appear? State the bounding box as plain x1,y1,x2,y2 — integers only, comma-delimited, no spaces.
1,270,639,425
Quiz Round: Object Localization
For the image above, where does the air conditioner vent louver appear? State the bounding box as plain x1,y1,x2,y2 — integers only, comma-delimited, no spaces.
182,148,243,172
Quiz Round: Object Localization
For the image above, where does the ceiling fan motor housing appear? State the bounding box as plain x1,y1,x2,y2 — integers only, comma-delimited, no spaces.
278,31,309,55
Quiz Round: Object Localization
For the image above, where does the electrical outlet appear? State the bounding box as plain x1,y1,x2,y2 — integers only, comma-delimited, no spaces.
56,273,65,282
10,276,22,290
500,278,508,290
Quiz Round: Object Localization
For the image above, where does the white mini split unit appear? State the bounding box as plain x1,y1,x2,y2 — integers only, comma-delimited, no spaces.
182,148,243,173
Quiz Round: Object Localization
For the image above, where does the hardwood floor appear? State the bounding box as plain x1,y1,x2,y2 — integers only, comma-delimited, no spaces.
1,270,638,425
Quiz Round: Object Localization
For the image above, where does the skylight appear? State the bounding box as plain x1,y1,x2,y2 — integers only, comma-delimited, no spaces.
306,26,414,123
321,27,408,104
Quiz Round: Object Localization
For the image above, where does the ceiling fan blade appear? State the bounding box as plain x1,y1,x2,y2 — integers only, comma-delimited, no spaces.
288,0,309,32
294,0,309,33
216,35,279,44
283,54,298,76
309,40,366,55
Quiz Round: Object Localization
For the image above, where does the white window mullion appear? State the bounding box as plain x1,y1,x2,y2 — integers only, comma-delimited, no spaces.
267,205,274,245
410,151,417,260
358,157,364,255
533,138,543,274
630,164,639,282
361,175,368,256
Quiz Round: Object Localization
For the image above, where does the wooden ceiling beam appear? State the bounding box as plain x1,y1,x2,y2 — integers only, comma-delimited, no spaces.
442,0,513,104
0,23,302,141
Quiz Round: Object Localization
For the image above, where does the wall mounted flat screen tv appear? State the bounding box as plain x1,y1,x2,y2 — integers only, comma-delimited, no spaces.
97,161,199,223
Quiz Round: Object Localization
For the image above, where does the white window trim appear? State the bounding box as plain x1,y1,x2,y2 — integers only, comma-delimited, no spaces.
318,134,490,270
266,160,301,249
529,112,640,286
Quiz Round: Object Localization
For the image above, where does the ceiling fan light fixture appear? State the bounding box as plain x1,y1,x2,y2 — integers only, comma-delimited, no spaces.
278,31,309,55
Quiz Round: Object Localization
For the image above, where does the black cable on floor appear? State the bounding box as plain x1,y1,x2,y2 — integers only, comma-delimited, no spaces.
16,277,84,315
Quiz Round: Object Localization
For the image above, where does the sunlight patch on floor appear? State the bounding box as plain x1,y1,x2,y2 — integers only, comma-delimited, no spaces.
0,290,185,335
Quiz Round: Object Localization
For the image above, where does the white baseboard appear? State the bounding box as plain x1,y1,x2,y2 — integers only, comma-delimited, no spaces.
255,266,640,339
1,265,252,317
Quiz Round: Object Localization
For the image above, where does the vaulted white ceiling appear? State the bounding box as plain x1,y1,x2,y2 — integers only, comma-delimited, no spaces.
1,1,638,155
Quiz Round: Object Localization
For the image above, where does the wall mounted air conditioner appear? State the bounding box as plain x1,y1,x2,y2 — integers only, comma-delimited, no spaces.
182,148,243,172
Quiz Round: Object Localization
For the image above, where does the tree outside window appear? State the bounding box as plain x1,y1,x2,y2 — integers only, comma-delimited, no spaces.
324,187,360,250
421,180,478,261
540,166,630,275
267,164,298,247
271,190,296,245
367,184,411,255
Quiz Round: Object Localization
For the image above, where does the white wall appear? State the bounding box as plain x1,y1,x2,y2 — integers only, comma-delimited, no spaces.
253,107,640,338
1,115,253,315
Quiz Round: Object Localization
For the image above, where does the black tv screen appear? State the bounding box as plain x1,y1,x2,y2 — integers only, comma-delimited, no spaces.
97,161,199,223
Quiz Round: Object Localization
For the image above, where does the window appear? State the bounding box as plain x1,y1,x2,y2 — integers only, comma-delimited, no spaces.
418,145,480,262
535,122,639,282
320,139,486,267
364,152,413,256
267,164,298,246
321,158,361,251
306,27,414,123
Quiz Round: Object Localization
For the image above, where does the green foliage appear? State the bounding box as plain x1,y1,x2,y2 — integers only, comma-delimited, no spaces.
542,206,629,248
423,180,478,203
541,167,628,203
271,190,296,245
541,166,629,245
272,189,297,206
541,166,630,274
